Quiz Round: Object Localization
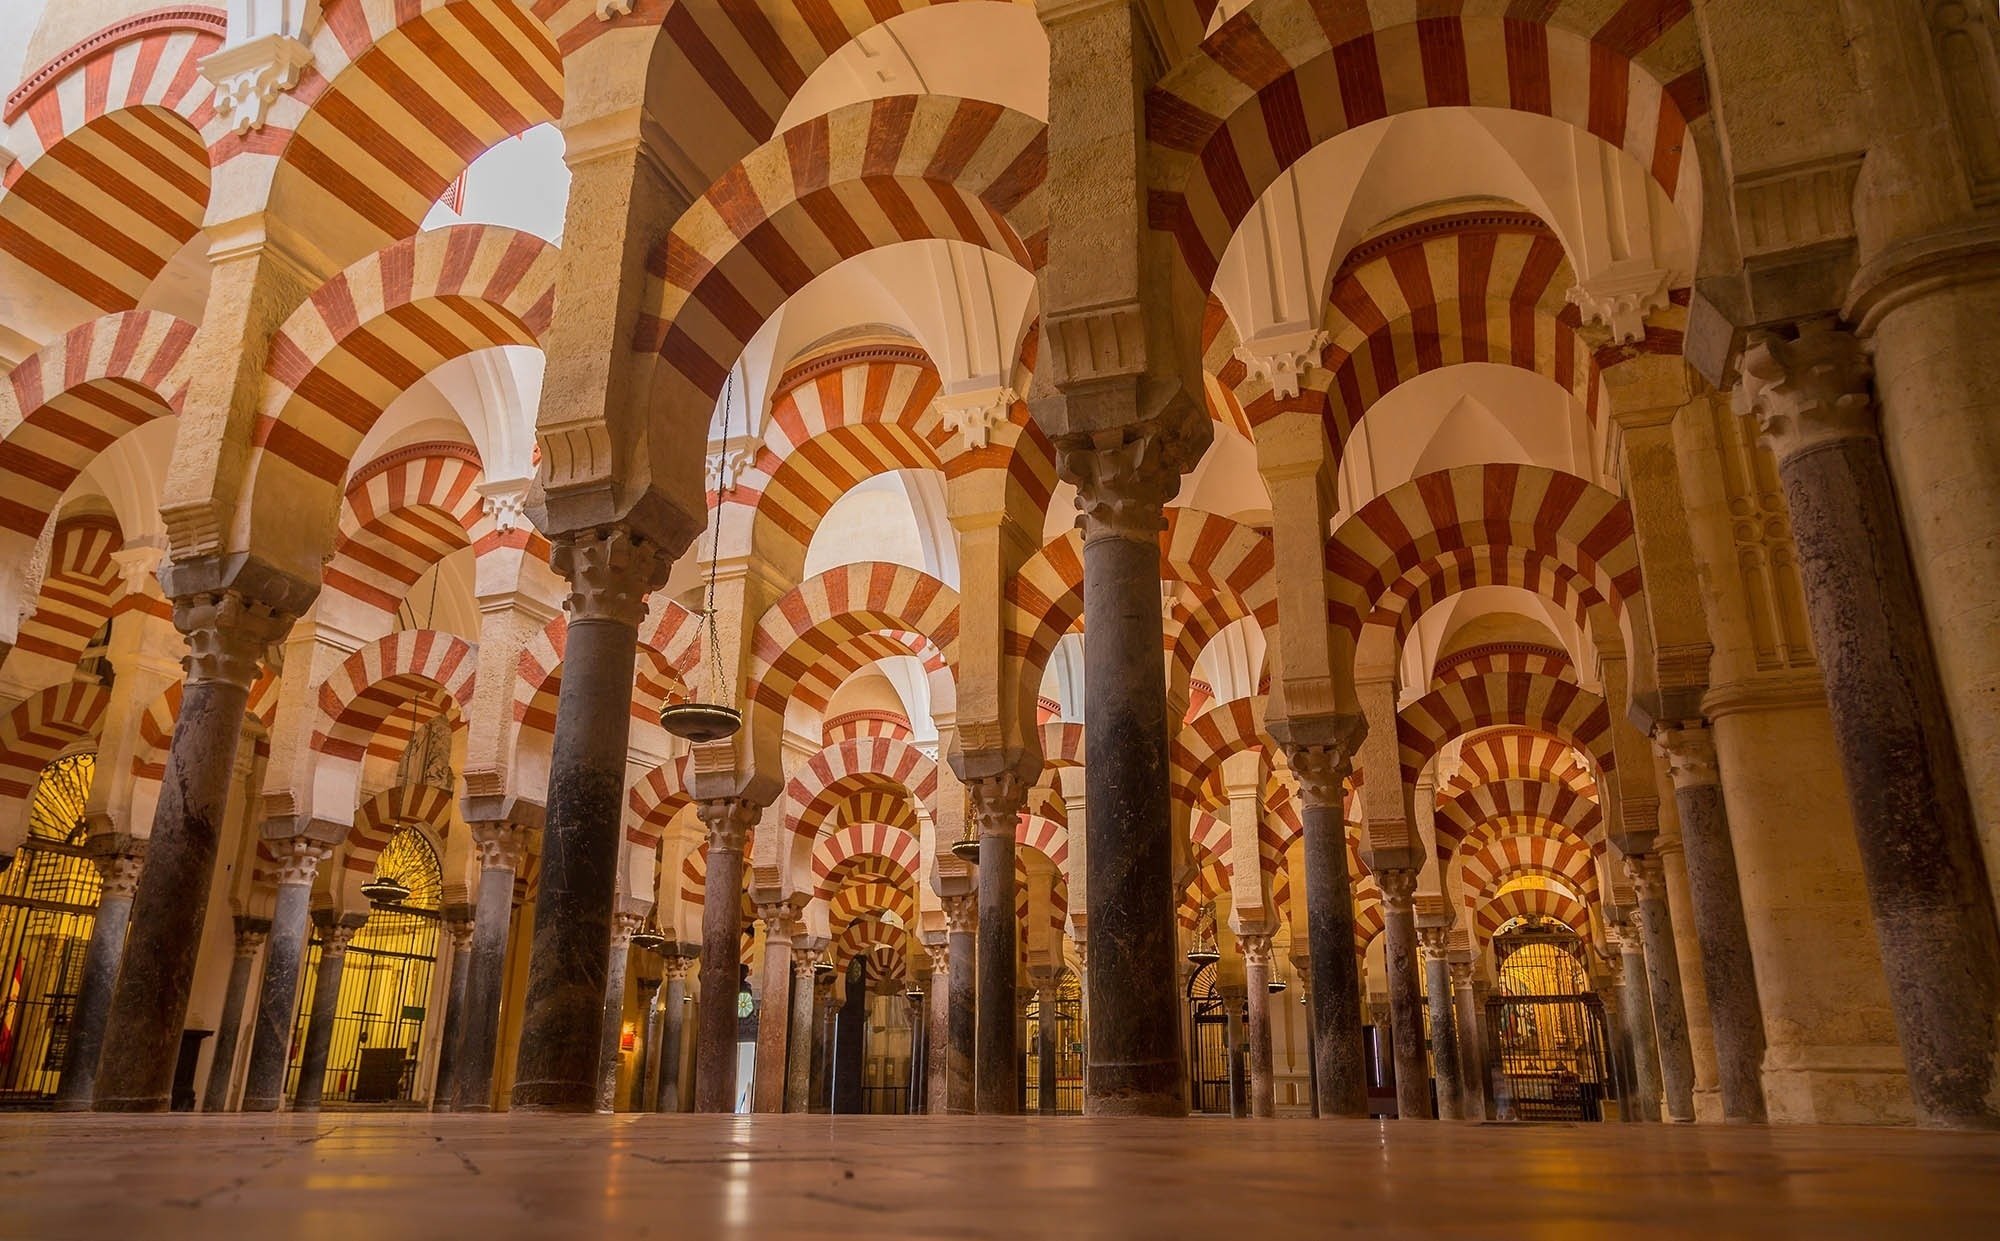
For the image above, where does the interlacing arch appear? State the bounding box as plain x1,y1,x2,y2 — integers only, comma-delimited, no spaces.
8,515,123,667
1145,2,1705,288
1477,886,1591,941
324,442,496,618
0,310,193,544
1440,726,1600,801
1399,671,1613,790
344,783,455,879
637,94,1047,413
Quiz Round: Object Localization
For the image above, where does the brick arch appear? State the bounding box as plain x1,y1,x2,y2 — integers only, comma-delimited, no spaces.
308,632,478,820
637,94,1047,419
1399,673,1614,795
1434,777,1604,862
832,914,911,980
812,822,923,898
1173,697,1269,809
1178,858,1232,930
0,311,193,545
1039,721,1085,770
8,515,124,667
1439,726,1599,802
345,783,456,879
1458,832,1599,912
785,733,939,838
1147,5,1703,287
626,755,695,850
828,879,917,931
244,224,560,571
324,443,496,618
1477,885,1591,941
0,683,109,835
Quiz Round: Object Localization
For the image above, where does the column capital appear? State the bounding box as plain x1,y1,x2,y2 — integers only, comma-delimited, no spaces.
267,836,330,888
1416,925,1451,961
1272,714,1366,807
791,949,822,983
698,797,759,854
1056,413,1207,545
91,851,146,901
233,917,271,957
927,937,951,974
445,917,476,954
1736,320,1876,464
316,917,365,957
1447,959,1475,987
1655,723,1721,790
1376,867,1419,909
171,586,297,690
469,821,534,873
1237,932,1274,969
942,892,979,935
754,900,801,940
967,769,1030,837
660,948,701,983
550,522,675,627
610,909,646,949
1622,851,1668,903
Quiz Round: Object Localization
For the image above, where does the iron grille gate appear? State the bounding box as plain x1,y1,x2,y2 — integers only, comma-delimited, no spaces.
0,755,101,1107
1186,963,1229,1114
1021,980,1084,1114
1485,994,1610,1121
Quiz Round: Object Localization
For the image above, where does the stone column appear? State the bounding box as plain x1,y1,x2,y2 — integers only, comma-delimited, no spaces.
94,580,298,1110
1377,869,1429,1119
1280,741,1369,1116
1597,954,1638,1123
54,839,145,1110
1657,725,1767,1122
1449,961,1487,1121
784,949,817,1112
1612,923,1664,1121
240,838,330,1112
1036,983,1060,1114
943,893,977,1114
693,798,755,1113
594,911,641,1113
293,916,363,1112
925,936,950,1114
200,916,269,1113
654,949,697,1113
455,821,531,1111
630,975,660,1112
1739,324,2000,1128
1238,933,1276,1118
811,981,838,1111
1418,928,1463,1120
430,910,475,1112
751,902,799,1113
970,772,1027,1115
1626,853,1697,1122
513,525,671,1112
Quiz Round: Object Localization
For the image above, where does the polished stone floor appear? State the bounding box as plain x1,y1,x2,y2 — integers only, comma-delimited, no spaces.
3,1113,1997,1239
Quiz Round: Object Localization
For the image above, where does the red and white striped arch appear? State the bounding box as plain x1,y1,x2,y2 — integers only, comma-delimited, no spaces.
744,561,959,729
8,515,123,667
324,442,496,618
626,755,694,849
1039,721,1085,770
1398,672,1613,789
1440,726,1600,802
1173,697,1269,809
2,10,219,318
638,94,1047,415
832,915,911,980
811,822,923,898
1373,545,1600,665
1016,814,1069,876
1458,833,1599,914
344,782,455,878
309,629,477,774
1432,642,1576,691
0,311,193,545
678,841,756,927
1434,777,1604,863
1147,5,1704,286
1177,857,1234,931
1189,809,1231,870
1476,885,1590,941
130,673,279,791
0,681,108,819
246,225,558,552
1353,874,1386,954
1005,532,1084,685
828,880,917,931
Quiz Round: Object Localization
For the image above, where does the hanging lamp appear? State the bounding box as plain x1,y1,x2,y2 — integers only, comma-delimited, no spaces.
630,921,668,953
361,872,412,906
949,822,983,864
1267,977,1289,995
661,372,743,743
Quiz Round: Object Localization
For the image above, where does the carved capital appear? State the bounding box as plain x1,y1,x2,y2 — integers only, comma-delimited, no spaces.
91,850,146,901
317,920,362,957
470,821,533,873
446,918,476,953
610,910,646,949
1280,740,1356,810
595,0,634,17
1567,265,1673,346
1231,327,1329,399
1376,867,1419,909
1656,724,1721,791
1237,932,1274,970
173,588,295,690
551,523,673,628
477,477,533,533
755,900,801,940
110,546,165,602
660,950,700,983
198,33,313,136
698,797,759,854
932,383,1018,450
967,770,1029,838
941,893,978,935
1057,416,1205,544
704,436,761,492
1416,925,1450,961
1622,852,1668,903
1736,321,1877,465
268,837,329,888
234,922,270,957
927,938,951,975
1447,959,1474,987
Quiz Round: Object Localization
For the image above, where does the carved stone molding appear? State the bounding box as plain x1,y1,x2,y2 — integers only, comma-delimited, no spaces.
933,383,1019,450
1231,327,1329,399
1237,932,1273,970
470,822,534,873
267,837,329,888
967,770,1029,838
698,798,759,854
1057,416,1207,544
704,436,760,493
174,588,296,690
477,478,533,533
941,893,978,935
551,523,673,628
1736,321,1877,465
1376,868,1419,909
199,34,314,136
1568,265,1674,346
1656,724,1722,791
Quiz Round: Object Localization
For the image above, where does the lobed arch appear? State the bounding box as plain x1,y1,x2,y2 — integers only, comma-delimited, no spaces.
1399,671,1614,796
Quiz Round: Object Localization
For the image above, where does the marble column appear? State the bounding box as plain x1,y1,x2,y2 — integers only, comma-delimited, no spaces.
832,960,866,1114
1740,325,2000,1128
925,937,951,1114
810,984,837,1112
455,822,530,1111
95,582,297,1110
943,893,977,1114
430,911,474,1112
1062,428,1201,1117
200,916,268,1113
784,949,817,1112
1597,957,1638,1123
293,916,363,1112
630,975,659,1112
1626,854,1697,1122
1377,870,1429,1119
1613,923,1664,1121
654,950,697,1113
1281,742,1368,1116
1657,725,1767,1122
594,911,640,1113
240,839,329,1112
751,903,799,1113
1417,929,1464,1120
1239,933,1276,1118
54,839,145,1110
970,772,1027,1115
1449,961,1487,1121
513,525,670,1112
1036,983,1060,1114
693,799,755,1112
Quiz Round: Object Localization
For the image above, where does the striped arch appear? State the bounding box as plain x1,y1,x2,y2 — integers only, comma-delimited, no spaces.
812,823,923,897
678,841,756,926
832,916,910,980
1146,5,1704,287
1353,875,1386,954
1458,833,1599,914
513,614,568,747
744,562,959,733
1434,778,1604,863
1440,726,1599,802
245,225,559,563
309,630,477,779
130,674,279,789
626,756,695,849
1377,546,1603,669
828,881,917,931
345,783,454,877
1017,815,1070,876
1476,885,1590,941
1005,533,1084,686
1399,673,1613,790
1177,858,1233,931
264,0,562,269
637,95,1047,415
1189,809,1231,870
785,734,939,836
8,515,123,667
1,7,219,318
0,682,109,827
1174,698,1269,808
324,442,496,617
1432,642,1576,690
0,311,193,544
1039,721,1086,770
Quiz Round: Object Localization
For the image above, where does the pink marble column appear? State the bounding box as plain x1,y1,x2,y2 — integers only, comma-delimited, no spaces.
751,903,799,1113
1239,932,1276,1118
693,798,756,1113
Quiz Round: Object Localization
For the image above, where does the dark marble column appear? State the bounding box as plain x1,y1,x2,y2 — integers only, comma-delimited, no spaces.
784,949,817,1112
654,949,697,1112
454,822,529,1111
751,903,799,1113
240,840,330,1112
693,798,755,1113
1449,962,1487,1121
1657,725,1767,1123
200,916,268,1113
1377,870,1429,1119
630,975,660,1112
1741,324,2000,1128
594,912,640,1113
54,838,144,1110
1626,853,1697,1122
1036,982,1059,1114
1615,924,1664,1121
943,893,977,1114
1061,427,1202,1117
95,579,300,1110
810,983,837,1112
513,525,670,1112
925,939,950,1113
294,916,363,1112
429,909,474,1112
1276,739,1368,1116
1239,933,1276,1118
1596,963,1637,1123
970,772,1027,1115
1418,929,1463,1120
832,959,866,1113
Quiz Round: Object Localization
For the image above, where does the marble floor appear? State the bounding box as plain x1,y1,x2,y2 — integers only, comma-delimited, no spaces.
2,1113,1997,1239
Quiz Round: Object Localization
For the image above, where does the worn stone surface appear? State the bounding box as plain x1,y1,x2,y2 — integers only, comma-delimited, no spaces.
1617,934,1666,1122
1240,935,1275,1119
653,955,694,1114
975,791,1021,1116
1288,753,1367,1117
293,920,360,1113
945,897,977,1115
430,917,474,1113
1420,937,1462,1121
692,800,753,1114
1450,966,1487,1121
784,957,815,1112
593,923,634,1114
53,847,142,1111
240,866,316,1113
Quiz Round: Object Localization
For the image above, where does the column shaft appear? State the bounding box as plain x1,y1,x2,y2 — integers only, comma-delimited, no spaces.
654,965,691,1112
430,920,474,1111
925,947,950,1114
693,802,751,1113
1287,749,1367,1116
241,864,319,1112
454,848,520,1111
1451,971,1487,1120
293,925,357,1112
945,901,977,1114
199,920,267,1112
751,911,795,1113
594,926,634,1113
54,849,142,1110
1422,944,1463,1120
630,977,659,1112
785,958,815,1111
1379,872,1429,1119
1241,942,1275,1118
1631,857,1698,1121
1619,938,1665,1121
976,805,1020,1115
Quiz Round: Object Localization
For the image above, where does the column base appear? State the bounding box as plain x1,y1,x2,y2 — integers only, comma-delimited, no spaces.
89,1096,171,1113
1763,1044,1915,1126
510,1082,598,1113
1692,1087,1723,1124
